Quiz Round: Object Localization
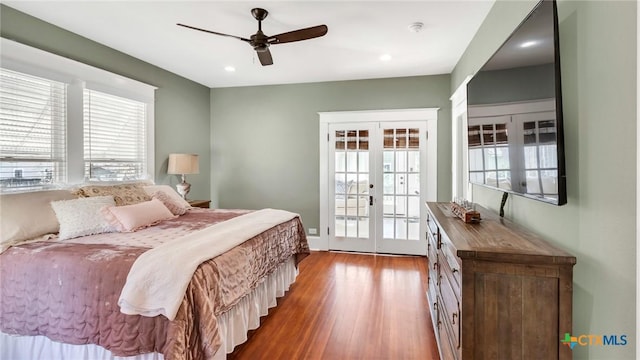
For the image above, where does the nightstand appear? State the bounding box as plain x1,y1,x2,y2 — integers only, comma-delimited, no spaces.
188,200,211,209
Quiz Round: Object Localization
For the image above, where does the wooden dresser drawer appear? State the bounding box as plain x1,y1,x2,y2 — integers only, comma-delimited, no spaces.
427,280,439,332
440,237,461,290
439,269,461,351
437,294,459,360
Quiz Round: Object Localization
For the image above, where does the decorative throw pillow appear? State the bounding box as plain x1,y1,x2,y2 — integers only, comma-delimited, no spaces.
151,191,189,216
1,189,78,251
102,198,176,232
78,183,151,206
143,185,192,215
50,196,117,240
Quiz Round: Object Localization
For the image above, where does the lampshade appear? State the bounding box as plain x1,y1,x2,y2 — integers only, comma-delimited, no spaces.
167,154,199,175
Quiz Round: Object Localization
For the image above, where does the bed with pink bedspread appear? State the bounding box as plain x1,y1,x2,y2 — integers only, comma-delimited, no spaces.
0,197,309,360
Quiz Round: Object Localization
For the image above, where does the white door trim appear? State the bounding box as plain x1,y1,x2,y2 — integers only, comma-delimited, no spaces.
318,108,439,253
451,75,471,202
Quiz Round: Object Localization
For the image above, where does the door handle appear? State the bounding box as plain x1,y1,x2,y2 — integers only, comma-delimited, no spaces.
369,195,374,206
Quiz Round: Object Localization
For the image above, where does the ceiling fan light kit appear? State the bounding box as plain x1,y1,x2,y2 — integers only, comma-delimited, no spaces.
177,8,328,66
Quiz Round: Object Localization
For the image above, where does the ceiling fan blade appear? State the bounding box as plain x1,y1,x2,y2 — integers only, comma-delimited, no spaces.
257,49,273,66
177,23,250,42
268,25,328,44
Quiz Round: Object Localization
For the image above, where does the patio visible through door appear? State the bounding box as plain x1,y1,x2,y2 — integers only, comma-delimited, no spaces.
328,120,431,255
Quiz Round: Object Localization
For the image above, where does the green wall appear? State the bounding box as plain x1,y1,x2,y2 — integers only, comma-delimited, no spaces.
211,75,452,232
452,1,636,358
0,5,211,200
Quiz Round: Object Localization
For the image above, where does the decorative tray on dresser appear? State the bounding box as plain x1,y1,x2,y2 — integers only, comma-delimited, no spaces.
425,202,576,360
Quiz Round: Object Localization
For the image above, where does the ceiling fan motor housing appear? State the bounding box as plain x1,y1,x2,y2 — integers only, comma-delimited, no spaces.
250,31,270,52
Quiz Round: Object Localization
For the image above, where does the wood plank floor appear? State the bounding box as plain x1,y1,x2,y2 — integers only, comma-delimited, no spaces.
227,251,440,360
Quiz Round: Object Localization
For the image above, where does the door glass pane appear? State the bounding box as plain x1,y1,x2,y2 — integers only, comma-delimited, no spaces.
408,151,420,172
335,131,345,149
395,152,407,172
383,195,394,215
395,174,406,194
408,196,420,218
408,220,420,240
383,151,394,172
395,219,407,239
358,217,369,238
335,216,345,236
346,218,357,238
358,130,369,150
346,130,357,150
383,175,394,195
407,174,419,195
335,174,346,194
383,217,394,238
346,151,357,172
356,175,369,194
358,152,369,172
335,152,346,173
395,196,406,216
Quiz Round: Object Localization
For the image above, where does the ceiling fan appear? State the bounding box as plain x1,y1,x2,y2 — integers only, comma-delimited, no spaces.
177,8,328,66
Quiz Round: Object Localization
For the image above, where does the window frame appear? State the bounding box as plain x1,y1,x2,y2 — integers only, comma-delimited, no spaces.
0,38,156,189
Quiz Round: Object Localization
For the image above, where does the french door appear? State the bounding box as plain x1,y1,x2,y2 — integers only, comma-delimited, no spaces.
328,121,429,255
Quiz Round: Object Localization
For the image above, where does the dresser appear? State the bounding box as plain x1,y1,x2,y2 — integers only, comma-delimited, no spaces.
426,202,576,360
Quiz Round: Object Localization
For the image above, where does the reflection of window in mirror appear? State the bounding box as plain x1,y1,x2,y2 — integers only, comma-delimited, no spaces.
468,120,512,191
521,118,558,200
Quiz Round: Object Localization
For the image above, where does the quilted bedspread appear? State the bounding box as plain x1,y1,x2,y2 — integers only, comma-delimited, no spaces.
0,208,309,360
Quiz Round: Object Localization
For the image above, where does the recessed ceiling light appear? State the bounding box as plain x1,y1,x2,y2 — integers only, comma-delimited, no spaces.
224,66,236,72
520,41,538,48
380,54,392,62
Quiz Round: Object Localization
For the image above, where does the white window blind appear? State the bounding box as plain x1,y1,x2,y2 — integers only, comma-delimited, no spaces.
84,89,146,181
0,68,67,192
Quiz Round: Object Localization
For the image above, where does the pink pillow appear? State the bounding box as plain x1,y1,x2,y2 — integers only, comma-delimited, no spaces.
102,198,176,232
152,190,189,215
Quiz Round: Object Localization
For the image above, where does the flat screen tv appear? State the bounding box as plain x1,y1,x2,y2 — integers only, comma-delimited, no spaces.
466,0,566,205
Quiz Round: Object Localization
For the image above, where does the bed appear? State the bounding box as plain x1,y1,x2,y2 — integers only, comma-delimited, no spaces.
0,183,310,360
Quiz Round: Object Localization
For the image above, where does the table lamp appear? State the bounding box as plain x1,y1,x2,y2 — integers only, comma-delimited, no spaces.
167,153,199,199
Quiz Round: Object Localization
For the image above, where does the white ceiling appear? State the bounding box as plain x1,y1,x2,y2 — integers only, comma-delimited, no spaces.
4,1,495,88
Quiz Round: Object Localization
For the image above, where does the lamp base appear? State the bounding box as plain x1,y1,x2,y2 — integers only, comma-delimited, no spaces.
176,175,191,200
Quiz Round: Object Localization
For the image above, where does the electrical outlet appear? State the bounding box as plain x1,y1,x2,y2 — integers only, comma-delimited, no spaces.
308,228,317,235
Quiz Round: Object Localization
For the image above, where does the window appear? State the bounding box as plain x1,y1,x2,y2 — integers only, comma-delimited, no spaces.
0,68,67,192
84,90,147,181
0,38,156,193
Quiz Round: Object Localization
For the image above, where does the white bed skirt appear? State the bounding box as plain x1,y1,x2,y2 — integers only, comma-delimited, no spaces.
0,257,298,360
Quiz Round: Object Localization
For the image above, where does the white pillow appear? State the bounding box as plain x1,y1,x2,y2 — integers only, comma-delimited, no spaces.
51,196,117,240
